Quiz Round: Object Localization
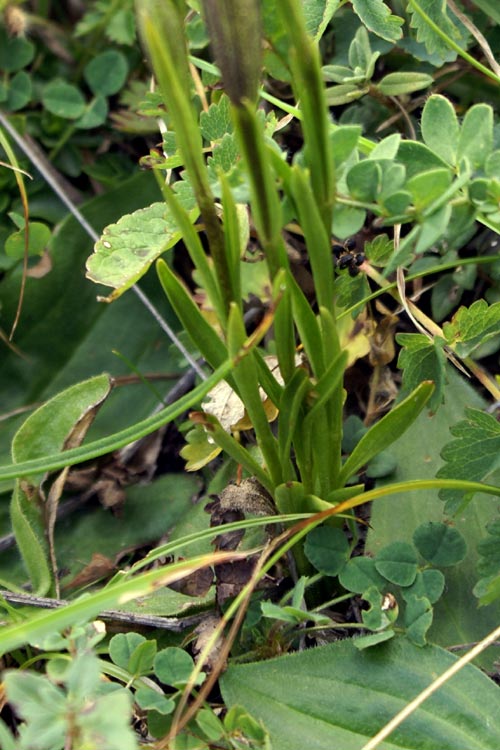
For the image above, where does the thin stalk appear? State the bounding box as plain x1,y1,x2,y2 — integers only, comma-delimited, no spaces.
407,0,500,86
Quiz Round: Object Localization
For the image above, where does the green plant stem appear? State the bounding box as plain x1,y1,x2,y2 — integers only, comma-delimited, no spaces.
276,0,335,230
407,0,500,86
137,0,234,311
0,357,236,481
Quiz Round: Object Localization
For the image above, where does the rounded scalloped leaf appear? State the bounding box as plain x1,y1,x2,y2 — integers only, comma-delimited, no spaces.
413,521,467,567
86,201,198,300
304,527,350,576
374,541,418,586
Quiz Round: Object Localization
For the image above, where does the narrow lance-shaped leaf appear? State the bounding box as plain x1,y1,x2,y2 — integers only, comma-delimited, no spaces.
156,259,229,372
338,380,435,486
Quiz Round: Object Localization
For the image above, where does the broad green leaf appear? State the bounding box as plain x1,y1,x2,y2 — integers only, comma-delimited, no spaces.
221,638,500,750
408,0,461,59
84,50,129,96
128,639,157,676
367,370,500,667
12,374,111,484
406,168,452,211
303,0,340,40
42,80,86,119
413,521,467,566
346,159,382,202
396,140,450,179
154,647,199,688
376,71,432,96
6,70,32,110
438,408,500,513
368,133,401,160
396,333,446,411
364,234,394,267
304,527,350,576
330,125,362,165
375,542,418,586
331,205,366,238
414,203,451,254
87,201,197,300
396,334,447,412
443,299,500,358
338,556,386,593
421,95,459,165
0,172,179,498
402,569,445,605
109,632,146,669
338,381,434,485
457,104,493,171
207,131,238,173
4,221,51,259
404,594,433,646
75,94,108,129
135,686,175,714
0,26,34,71
108,8,136,44
199,93,232,141
352,0,403,43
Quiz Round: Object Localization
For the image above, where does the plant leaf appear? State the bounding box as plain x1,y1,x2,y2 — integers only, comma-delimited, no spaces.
421,94,459,165
457,104,493,172
396,334,447,412
338,380,434,485
221,638,500,750
376,71,433,96
413,521,467,566
408,0,461,59
303,0,341,41
375,541,418,586
87,200,197,301
437,408,500,513
366,371,500,668
304,527,350,576
351,0,403,43
443,299,500,358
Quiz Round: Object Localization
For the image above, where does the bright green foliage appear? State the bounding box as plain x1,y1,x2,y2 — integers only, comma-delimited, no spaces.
413,521,467,566
443,299,500,358
302,0,340,40
408,0,461,60
351,0,403,43
397,334,447,412
221,638,500,750
4,222,51,259
87,201,197,299
438,408,500,513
